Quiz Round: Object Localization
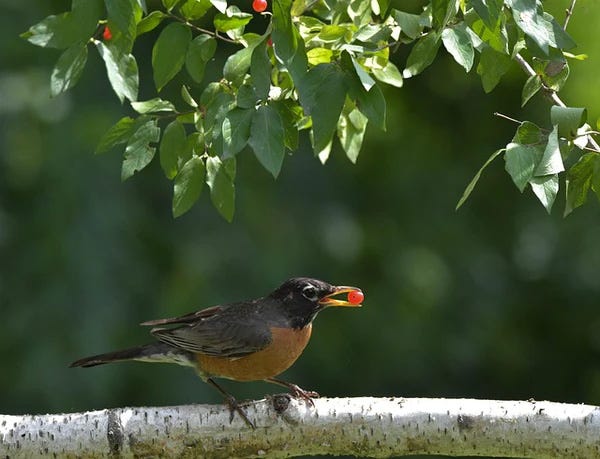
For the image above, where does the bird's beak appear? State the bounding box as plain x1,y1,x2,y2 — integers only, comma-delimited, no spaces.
318,286,363,307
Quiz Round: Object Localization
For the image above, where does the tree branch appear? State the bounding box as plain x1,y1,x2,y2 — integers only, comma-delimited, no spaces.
2,397,600,458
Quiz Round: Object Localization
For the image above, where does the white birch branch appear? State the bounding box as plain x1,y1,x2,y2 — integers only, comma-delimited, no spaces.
2,397,600,458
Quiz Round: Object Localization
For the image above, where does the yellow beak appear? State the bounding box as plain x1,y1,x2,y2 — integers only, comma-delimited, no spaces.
318,286,363,307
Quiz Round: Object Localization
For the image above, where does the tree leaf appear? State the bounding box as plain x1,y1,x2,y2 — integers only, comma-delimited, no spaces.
173,155,205,217
121,118,160,181
534,126,564,176
564,153,597,216
272,100,300,151
530,174,558,214
222,108,254,158
251,42,272,100
96,42,139,102
456,148,504,210
185,34,217,83
105,0,138,42
136,11,166,36
206,156,235,222
22,0,103,49
468,17,507,53
391,10,422,39
476,46,512,93
513,121,542,145
50,42,88,97
371,61,403,88
214,6,253,32
160,120,187,179
505,0,551,54
550,106,587,139
131,98,176,114
354,83,386,131
96,117,138,154
180,0,212,20
351,56,376,91
297,63,348,152
249,104,285,178
272,0,308,83
441,24,474,72
469,0,503,29
223,46,255,86
152,22,191,91
432,0,458,28
504,142,543,192
521,74,541,107
403,32,441,79
337,107,368,163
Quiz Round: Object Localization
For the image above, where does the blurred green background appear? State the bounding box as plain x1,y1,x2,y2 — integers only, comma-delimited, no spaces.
2,0,600,449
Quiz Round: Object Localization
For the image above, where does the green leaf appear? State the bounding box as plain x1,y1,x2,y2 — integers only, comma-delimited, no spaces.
214,6,252,32
210,0,228,13
468,18,507,53
297,63,348,152
351,57,376,91
530,174,558,214
173,155,205,217
469,0,502,29
96,42,139,102
185,34,217,83
371,61,403,88
131,98,176,114
521,74,541,107
564,153,597,216
251,42,272,100
391,10,422,39
550,106,587,139
206,156,235,222
456,148,504,210
180,0,212,20
152,22,192,91
504,142,543,192
96,117,138,154
306,48,334,65
432,0,458,28
403,32,441,79
181,85,198,107
354,83,386,131
22,0,103,49
105,0,138,41
534,126,564,176
50,42,88,97
137,11,166,36
476,46,512,93
272,0,308,83
223,46,255,86
514,121,542,145
249,104,285,178
505,0,550,54
162,0,181,12
442,24,474,72
222,108,254,158
121,118,160,181
160,120,187,179
237,84,259,108
272,100,300,151
337,107,368,163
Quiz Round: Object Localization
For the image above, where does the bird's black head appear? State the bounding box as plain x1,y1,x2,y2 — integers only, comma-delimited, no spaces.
267,277,362,329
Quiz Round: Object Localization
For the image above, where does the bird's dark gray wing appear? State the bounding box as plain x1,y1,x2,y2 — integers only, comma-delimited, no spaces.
149,304,272,358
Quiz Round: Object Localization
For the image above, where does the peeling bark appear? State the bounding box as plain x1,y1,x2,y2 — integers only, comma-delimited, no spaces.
2,397,600,458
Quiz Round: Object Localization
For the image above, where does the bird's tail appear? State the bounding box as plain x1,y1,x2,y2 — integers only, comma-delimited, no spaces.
70,342,194,368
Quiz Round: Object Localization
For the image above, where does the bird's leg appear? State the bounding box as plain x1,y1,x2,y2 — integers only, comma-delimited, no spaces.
264,377,319,407
206,378,255,429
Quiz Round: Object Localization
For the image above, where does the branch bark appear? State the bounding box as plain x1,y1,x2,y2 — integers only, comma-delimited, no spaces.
2,397,600,458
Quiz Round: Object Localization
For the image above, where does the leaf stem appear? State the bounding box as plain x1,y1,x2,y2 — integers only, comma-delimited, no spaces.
166,13,239,45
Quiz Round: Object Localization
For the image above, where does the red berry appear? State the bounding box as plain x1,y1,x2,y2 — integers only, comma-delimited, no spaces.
347,290,364,305
267,37,273,47
102,25,112,41
252,0,268,12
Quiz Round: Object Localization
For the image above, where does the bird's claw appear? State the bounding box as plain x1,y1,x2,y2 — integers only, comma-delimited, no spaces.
287,383,319,407
224,394,255,429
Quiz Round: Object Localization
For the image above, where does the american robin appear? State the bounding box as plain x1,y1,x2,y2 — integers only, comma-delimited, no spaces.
71,277,363,427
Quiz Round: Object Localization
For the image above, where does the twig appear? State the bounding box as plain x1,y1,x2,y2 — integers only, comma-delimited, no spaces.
564,0,577,31
493,112,522,124
167,13,239,45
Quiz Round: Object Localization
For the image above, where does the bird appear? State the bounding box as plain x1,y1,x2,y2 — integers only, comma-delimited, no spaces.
70,277,363,427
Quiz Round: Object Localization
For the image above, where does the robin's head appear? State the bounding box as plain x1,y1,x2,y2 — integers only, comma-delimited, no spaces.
268,277,363,328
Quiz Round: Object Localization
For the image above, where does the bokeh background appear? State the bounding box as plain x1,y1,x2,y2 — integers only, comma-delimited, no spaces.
2,0,600,456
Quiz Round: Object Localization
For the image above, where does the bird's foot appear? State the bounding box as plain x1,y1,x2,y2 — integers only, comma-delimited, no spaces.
223,394,256,429
286,383,319,407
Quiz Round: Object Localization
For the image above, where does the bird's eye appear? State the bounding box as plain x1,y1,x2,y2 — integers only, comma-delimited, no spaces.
302,285,318,301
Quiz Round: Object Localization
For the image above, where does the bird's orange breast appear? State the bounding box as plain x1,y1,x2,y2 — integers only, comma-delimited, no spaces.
195,324,312,381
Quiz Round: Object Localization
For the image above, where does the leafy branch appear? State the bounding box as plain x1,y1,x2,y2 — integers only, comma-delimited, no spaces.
22,0,600,219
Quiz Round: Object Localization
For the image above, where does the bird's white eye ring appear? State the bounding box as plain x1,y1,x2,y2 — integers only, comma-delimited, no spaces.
302,285,318,301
